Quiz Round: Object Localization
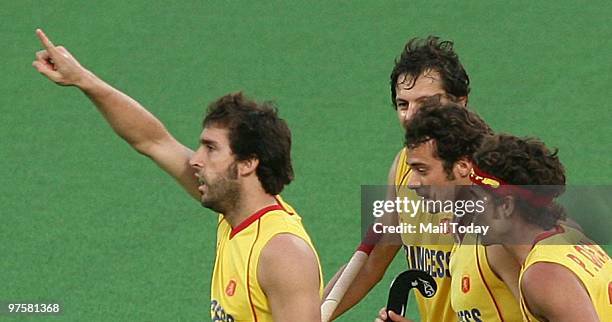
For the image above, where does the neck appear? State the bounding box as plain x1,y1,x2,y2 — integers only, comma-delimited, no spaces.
502,220,549,265
222,185,278,229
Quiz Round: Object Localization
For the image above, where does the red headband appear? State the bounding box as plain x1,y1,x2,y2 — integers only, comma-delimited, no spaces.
469,166,554,208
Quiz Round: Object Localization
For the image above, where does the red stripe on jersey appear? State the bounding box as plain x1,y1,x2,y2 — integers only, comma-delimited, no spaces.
246,220,262,322
230,204,283,239
476,243,505,321
531,225,564,249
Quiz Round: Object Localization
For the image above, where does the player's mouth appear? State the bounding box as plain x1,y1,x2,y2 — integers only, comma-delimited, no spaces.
195,173,207,193
455,212,473,226
414,187,432,201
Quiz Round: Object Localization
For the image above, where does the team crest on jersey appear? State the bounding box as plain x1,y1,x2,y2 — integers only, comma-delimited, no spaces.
461,275,470,293
226,279,237,297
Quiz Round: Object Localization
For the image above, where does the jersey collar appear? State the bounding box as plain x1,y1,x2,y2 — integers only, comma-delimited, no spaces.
229,203,284,239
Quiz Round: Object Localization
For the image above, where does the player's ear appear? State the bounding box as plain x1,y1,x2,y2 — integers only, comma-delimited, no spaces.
500,195,516,218
454,158,471,178
238,157,259,176
456,96,468,107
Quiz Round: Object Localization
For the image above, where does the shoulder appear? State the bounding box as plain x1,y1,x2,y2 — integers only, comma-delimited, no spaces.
257,234,322,321
521,261,593,319
521,262,580,289
522,261,576,295
257,208,306,237
258,233,319,290
260,234,318,268
388,147,407,183
391,147,406,170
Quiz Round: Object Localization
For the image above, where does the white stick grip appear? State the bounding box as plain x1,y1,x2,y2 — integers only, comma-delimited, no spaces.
321,250,369,322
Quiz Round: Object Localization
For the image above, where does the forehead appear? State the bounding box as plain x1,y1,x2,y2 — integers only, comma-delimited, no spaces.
396,71,446,99
200,125,230,144
407,140,440,165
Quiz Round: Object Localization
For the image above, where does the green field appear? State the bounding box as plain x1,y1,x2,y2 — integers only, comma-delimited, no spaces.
2,1,611,321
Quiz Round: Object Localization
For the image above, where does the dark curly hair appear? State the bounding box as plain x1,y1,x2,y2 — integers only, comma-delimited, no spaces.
472,134,566,229
404,102,493,178
390,36,470,109
203,92,293,195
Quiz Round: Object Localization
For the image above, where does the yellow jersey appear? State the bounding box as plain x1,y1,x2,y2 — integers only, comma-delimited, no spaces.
210,196,323,322
395,147,457,322
519,225,612,321
450,234,522,322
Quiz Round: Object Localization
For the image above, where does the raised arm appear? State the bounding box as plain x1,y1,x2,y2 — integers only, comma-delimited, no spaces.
258,234,322,322
32,29,199,200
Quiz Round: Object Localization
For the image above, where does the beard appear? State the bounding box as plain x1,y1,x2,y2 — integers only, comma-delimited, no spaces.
200,163,240,214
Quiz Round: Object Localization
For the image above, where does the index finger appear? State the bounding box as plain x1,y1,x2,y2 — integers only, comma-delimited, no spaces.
36,28,57,51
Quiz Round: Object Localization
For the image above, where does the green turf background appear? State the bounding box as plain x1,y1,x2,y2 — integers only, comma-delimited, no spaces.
2,1,611,321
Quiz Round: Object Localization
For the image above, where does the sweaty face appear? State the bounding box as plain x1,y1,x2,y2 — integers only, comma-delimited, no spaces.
189,126,240,213
395,71,454,129
407,140,471,210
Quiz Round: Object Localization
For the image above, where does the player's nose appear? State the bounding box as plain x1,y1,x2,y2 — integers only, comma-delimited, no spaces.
402,107,414,123
407,174,421,190
403,111,410,122
189,148,205,169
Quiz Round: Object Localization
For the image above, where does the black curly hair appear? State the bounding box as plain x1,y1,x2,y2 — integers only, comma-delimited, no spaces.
390,36,470,109
203,92,293,195
404,102,493,179
473,134,566,229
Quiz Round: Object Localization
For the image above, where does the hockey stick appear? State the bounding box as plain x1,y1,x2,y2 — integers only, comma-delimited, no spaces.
385,269,437,321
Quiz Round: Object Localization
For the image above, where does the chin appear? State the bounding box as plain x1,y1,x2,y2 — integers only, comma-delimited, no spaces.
479,237,492,246
454,214,471,226
201,199,221,213
479,236,501,246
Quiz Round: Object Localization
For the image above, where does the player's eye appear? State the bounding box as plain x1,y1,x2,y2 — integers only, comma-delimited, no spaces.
416,94,443,108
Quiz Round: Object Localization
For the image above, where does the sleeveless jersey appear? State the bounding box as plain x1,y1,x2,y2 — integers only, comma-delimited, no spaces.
519,225,611,321
450,234,522,322
210,196,323,322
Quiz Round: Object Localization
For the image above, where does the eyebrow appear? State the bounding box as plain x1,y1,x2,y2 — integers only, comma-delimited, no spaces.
416,94,437,100
200,138,217,146
396,93,444,103
407,160,429,168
